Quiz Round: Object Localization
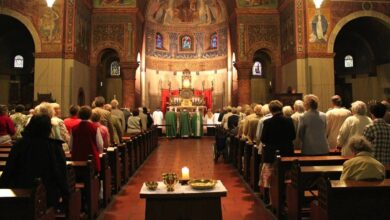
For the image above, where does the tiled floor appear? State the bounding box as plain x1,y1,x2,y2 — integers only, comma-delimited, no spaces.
99,137,275,220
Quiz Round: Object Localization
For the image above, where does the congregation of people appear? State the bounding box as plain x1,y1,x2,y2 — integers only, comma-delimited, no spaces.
0,96,157,210
0,93,390,212
213,94,390,205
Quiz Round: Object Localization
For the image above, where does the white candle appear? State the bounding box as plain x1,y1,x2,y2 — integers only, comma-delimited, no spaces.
182,167,190,180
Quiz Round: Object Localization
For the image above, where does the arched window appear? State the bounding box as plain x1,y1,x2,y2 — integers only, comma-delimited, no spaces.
14,55,24,68
156,33,163,49
252,61,262,76
110,61,121,76
210,33,218,49
181,35,192,50
345,55,354,68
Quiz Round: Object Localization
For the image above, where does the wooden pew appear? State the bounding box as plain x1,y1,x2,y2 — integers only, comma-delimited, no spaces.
311,177,390,220
270,155,351,219
249,144,261,192
0,179,56,220
0,143,12,148
67,159,99,220
237,139,246,175
243,142,253,181
124,138,135,176
294,149,341,156
65,152,112,206
287,163,390,220
116,143,129,185
99,153,112,207
106,147,121,193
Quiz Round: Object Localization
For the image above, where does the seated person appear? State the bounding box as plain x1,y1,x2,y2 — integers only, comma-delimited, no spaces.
0,114,69,208
340,135,385,181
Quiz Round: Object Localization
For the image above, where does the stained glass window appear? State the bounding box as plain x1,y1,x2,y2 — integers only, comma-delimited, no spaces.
252,61,262,76
14,55,24,68
110,61,120,76
345,55,354,68
211,33,218,49
156,33,163,49
181,35,192,50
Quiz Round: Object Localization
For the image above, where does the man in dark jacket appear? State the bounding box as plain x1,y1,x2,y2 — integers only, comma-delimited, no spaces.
0,114,69,208
260,100,295,205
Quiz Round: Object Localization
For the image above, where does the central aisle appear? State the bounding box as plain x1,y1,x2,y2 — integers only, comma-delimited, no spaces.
99,137,275,220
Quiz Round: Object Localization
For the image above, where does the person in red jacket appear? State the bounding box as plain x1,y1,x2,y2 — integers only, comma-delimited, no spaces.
0,105,15,144
64,105,81,134
69,106,103,172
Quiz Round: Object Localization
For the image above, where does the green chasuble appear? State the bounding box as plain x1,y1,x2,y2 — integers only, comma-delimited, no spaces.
191,111,203,137
179,110,191,138
165,110,177,138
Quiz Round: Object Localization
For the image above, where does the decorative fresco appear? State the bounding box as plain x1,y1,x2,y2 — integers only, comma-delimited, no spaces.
236,0,278,8
280,0,295,61
39,7,61,43
309,9,329,43
147,0,226,26
93,0,136,7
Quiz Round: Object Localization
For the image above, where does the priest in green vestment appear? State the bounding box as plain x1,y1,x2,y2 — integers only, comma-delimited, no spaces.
191,108,203,138
165,107,177,138
179,109,191,138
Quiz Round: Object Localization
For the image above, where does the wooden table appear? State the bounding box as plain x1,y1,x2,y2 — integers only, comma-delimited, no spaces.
140,180,227,220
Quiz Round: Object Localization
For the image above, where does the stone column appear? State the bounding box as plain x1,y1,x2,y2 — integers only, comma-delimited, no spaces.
121,62,138,109
235,62,252,105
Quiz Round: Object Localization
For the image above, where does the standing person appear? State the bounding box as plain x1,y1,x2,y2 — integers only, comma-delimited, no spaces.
179,108,191,138
337,101,372,156
165,107,177,138
227,107,240,134
64,105,81,134
298,94,329,155
0,105,16,144
191,108,203,138
213,109,221,125
103,104,123,144
204,109,214,127
70,106,103,172
51,103,70,150
121,107,132,131
221,106,232,130
340,135,385,181
363,102,390,164
111,99,126,134
326,95,351,149
10,104,27,140
138,107,148,131
291,100,305,148
145,107,154,129
91,112,110,149
127,109,142,135
152,107,164,126
260,100,295,205
92,96,115,144
0,114,69,208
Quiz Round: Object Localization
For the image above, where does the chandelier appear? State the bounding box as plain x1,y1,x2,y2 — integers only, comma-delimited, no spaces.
46,0,56,8
313,0,324,9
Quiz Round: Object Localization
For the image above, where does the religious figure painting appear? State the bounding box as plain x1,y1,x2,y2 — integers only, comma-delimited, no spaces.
309,10,328,43
210,33,218,49
39,7,60,43
181,35,192,50
147,0,225,26
93,0,136,7
156,33,164,49
236,0,278,8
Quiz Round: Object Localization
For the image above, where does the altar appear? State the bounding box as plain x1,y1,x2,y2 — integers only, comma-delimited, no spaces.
140,181,227,220
161,69,213,113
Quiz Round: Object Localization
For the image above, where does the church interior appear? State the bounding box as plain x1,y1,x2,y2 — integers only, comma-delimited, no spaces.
1,0,390,220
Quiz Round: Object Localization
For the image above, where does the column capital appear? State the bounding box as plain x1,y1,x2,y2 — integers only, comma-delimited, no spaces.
235,61,252,80
121,62,139,80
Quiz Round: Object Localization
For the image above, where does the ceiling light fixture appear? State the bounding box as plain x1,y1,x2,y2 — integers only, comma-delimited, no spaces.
46,0,56,8
313,0,324,9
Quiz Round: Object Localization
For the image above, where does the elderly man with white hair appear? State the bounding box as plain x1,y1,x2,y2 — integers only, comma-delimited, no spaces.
337,101,372,156
291,100,305,148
